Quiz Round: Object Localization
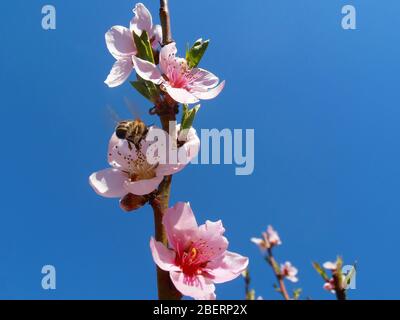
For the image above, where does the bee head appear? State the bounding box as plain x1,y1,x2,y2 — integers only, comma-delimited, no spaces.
115,127,127,140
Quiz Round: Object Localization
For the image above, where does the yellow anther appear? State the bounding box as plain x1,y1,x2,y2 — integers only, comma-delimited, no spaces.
190,247,198,260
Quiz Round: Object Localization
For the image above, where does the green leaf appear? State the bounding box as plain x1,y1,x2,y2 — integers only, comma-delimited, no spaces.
181,104,189,125
273,283,282,293
246,289,256,301
131,31,160,103
181,104,200,130
130,81,152,100
133,30,155,63
312,262,330,282
130,78,159,103
335,256,344,284
186,38,209,68
293,288,302,300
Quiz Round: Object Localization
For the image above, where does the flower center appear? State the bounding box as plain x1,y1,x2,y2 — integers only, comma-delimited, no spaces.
119,148,157,182
176,245,207,278
166,60,191,89
129,160,157,181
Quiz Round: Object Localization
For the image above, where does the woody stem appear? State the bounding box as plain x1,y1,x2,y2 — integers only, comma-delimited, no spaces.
160,0,173,45
150,175,181,300
333,273,347,301
150,0,181,300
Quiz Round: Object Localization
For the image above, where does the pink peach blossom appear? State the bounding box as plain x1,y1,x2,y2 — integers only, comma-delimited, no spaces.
323,279,336,293
132,42,225,104
251,225,282,251
150,202,249,300
322,261,341,294
323,261,338,271
105,3,162,87
89,126,199,205
281,262,298,283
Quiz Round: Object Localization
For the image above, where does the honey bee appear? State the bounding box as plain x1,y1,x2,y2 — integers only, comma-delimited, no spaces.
115,119,149,149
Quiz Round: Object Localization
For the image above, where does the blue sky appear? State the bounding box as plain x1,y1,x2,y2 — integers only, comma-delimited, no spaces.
1,0,400,299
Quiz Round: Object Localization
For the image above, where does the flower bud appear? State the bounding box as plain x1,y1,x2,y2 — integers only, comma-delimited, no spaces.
120,193,148,212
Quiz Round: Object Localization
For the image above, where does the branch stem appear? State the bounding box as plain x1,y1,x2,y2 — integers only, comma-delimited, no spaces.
160,0,173,45
266,248,290,301
150,0,180,300
333,273,347,301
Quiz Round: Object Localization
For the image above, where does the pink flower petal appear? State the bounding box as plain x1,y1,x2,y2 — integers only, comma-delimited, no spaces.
105,26,136,60
193,221,229,264
124,175,164,196
159,42,178,75
163,202,199,250
193,80,225,100
89,168,127,198
266,225,282,246
323,261,337,271
176,128,201,166
104,58,134,88
150,238,179,272
170,271,215,300
324,281,336,293
108,133,138,170
195,293,217,300
189,68,220,89
287,275,298,283
201,220,225,236
155,164,182,178
207,251,249,284
281,262,299,283
130,3,153,36
132,56,163,85
155,127,200,176
165,86,200,104
151,25,162,48
142,126,169,166
250,237,264,246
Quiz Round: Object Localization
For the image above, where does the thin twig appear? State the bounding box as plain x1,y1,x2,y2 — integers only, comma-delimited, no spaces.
243,269,254,300
266,248,290,301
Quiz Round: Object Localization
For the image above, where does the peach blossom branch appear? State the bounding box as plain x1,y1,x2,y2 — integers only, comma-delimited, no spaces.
333,272,347,300
149,0,181,300
160,0,173,45
266,248,290,301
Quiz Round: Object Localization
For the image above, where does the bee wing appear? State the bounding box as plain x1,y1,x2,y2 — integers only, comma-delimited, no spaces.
105,105,122,128
124,97,142,120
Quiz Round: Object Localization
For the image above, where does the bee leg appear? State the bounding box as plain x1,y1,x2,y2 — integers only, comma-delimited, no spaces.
127,141,133,151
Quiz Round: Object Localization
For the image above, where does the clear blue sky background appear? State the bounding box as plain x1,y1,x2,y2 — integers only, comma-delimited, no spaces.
0,0,399,300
